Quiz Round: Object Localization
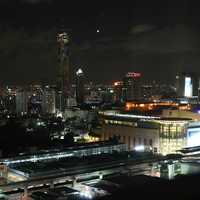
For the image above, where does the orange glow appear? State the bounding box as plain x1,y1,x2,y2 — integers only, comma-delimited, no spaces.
125,101,186,111
114,82,118,86
126,103,132,110
179,104,191,111
114,81,123,86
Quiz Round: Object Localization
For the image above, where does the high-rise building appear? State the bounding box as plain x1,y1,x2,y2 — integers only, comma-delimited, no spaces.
122,72,142,101
177,72,199,97
16,91,30,115
76,68,85,105
141,84,154,100
56,32,70,111
113,81,123,102
41,88,56,114
26,85,43,115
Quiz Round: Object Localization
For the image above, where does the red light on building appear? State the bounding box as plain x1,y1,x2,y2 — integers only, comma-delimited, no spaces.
126,72,141,78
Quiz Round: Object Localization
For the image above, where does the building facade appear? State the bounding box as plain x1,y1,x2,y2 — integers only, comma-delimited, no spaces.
16,91,30,115
56,32,70,112
154,119,189,155
97,110,200,155
177,72,199,97
76,68,85,105
122,72,141,101
99,123,159,152
41,89,56,114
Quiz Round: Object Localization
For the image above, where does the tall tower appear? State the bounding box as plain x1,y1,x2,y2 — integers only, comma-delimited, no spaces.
56,32,70,111
177,72,200,97
76,68,85,105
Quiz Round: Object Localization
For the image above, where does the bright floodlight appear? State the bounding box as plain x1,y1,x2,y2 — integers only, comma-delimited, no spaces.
76,68,83,76
56,111,63,118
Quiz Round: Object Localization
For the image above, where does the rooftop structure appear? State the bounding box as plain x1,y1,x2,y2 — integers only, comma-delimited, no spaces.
1,142,127,165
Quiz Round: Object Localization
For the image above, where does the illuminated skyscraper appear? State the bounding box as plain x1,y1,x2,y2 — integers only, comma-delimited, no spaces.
177,72,199,97
56,32,70,111
76,68,85,105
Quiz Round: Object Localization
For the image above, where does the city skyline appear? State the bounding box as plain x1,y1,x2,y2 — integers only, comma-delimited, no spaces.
2,2,200,200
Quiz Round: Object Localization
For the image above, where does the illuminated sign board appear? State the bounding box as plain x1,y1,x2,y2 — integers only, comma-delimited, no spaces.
126,72,141,78
187,127,200,147
184,77,193,97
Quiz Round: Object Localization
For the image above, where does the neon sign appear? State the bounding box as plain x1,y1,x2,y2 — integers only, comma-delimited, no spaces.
126,72,141,78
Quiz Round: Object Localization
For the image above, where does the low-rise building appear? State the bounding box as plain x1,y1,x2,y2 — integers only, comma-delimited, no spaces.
97,110,200,155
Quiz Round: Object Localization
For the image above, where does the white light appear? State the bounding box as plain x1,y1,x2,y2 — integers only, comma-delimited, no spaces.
56,111,63,118
187,127,200,147
97,29,100,33
180,100,188,104
134,145,145,151
76,68,83,75
80,191,93,199
184,77,193,97
101,111,160,119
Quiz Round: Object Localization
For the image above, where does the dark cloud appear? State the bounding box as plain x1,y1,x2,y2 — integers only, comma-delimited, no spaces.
1,24,200,85
74,25,200,84
21,0,52,4
0,0,200,85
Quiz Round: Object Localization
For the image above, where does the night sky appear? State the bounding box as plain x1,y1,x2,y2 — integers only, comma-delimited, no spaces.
0,0,200,85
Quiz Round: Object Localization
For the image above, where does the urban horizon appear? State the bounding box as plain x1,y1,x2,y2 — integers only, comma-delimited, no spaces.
1,1,200,200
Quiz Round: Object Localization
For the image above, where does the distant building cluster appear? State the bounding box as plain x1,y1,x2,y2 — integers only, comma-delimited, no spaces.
0,85,56,116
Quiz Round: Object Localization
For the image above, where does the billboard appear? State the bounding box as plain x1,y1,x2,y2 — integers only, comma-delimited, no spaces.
187,127,200,147
184,77,193,97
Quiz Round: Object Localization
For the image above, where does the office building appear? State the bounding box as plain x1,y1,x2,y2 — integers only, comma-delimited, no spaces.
177,72,199,97
122,72,141,101
16,91,30,115
113,81,123,102
41,89,56,114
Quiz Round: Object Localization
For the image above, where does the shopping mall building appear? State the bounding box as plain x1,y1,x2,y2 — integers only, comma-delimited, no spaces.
97,109,200,155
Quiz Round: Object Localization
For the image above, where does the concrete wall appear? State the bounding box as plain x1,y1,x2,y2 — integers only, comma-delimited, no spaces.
97,124,159,152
